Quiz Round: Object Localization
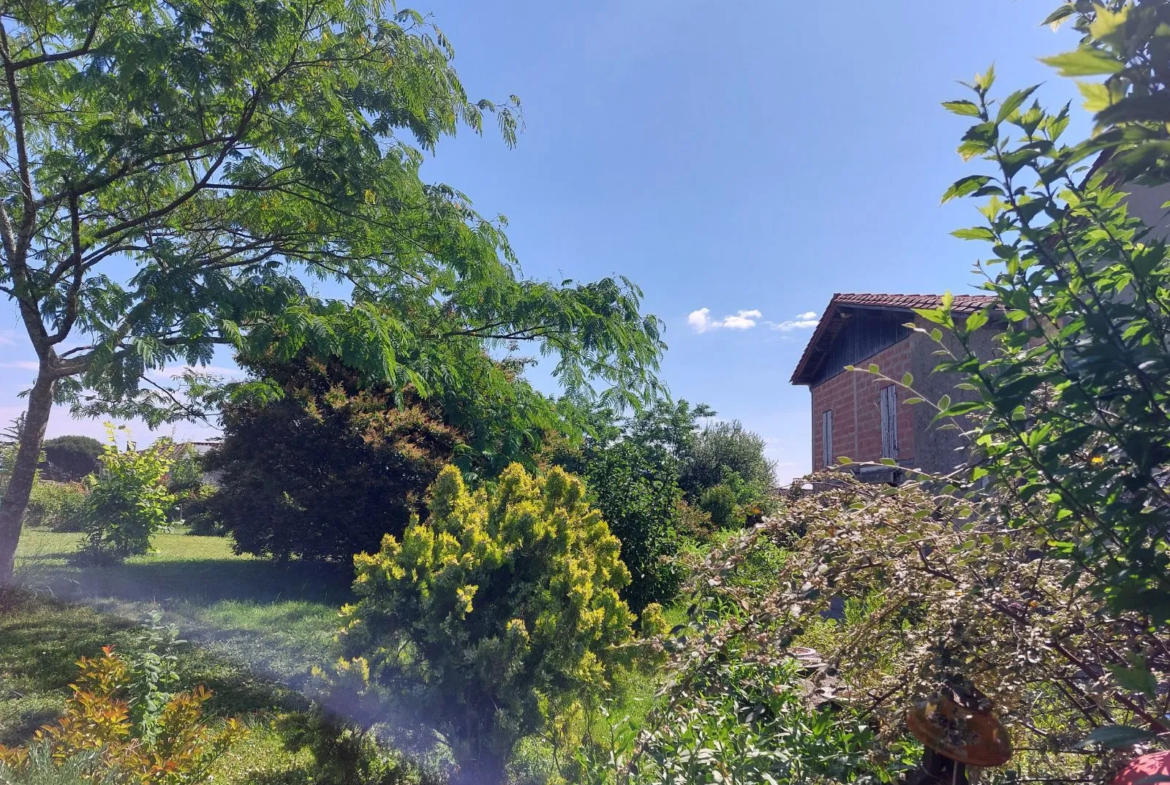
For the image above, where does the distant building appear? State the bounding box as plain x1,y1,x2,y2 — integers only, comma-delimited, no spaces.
790,293,1000,481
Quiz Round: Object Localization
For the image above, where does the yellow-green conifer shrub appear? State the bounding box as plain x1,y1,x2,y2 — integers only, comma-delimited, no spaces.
338,463,635,785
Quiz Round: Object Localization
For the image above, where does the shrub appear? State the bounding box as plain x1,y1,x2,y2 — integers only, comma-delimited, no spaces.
574,653,909,785
665,473,1169,781
697,483,737,528
24,481,87,532
575,440,683,613
78,430,176,564
0,645,244,784
334,464,636,785
206,357,462,561
678,420,775,499
174,485,223,536
41,436,104,482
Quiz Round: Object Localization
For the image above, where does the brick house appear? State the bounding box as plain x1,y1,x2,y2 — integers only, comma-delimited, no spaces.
790,293,1000,479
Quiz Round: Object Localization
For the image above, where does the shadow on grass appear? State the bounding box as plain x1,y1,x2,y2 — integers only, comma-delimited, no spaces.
0,588,309,747
23,555,354,609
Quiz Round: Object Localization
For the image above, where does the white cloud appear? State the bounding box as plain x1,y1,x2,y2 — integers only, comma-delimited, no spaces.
0,360,38,371
0,332,14,346
688,307,763,333
770,311,820,332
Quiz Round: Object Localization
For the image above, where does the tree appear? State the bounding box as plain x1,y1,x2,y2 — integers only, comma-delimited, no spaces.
925,0,1170,623
0,0,664,581
678,420,776,500
206,355,463,561
42,434,104,480
550,399,713,611
336,464,636,785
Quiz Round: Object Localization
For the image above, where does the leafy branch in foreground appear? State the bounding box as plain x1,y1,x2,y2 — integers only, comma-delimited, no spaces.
0,0,665,581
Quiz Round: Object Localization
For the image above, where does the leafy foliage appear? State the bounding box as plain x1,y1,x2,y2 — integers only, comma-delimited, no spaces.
656,474,1166,782
697,483,738,529
78,430,175,564
574,654,910,785
678,420,776,504
41,438,104,483
205,356,463,561
333,464,637,785
24,481,87,532
930,0,1170,622
0,646,244,784
0,0,664,583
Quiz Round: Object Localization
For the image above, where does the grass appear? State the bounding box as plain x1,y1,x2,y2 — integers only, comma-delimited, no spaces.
2,529,434,784
14,530,351,688
5,528,675,784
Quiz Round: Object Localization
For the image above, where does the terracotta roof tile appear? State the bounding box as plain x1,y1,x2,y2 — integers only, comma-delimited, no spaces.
790,292,999,385
829,293,998,314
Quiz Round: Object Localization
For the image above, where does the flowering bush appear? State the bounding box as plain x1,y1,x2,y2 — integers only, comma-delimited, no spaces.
333,463,638,785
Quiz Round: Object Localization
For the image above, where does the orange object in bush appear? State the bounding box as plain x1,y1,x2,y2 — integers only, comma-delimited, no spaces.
906,692,1012,767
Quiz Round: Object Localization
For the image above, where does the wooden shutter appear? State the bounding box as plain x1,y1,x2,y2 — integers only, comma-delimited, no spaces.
821,410,833,467
880,385,899,459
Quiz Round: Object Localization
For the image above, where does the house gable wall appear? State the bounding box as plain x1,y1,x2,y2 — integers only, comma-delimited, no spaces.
810,335,915,468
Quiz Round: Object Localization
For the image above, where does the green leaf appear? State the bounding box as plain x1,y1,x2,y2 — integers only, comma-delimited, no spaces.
997,85,1040,123
1106,662,1158,699
944,401,982,416
930,328,943,342
965,309,989,332
903,397,924,405
951,227,996,241
1095,94,1170,128
1040,3,1075,31
1041,48,1124,77
941,175,993,204
867,363,880,374
901,372,913,387
1077,81,1113,113
974,64,996,92
1075,725,1156,750
957,121,998,161
942,100,981,117
938,394,952,412
837,456,853,465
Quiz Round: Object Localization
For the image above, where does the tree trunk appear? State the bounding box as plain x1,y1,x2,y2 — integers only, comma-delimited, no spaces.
0,372,54,583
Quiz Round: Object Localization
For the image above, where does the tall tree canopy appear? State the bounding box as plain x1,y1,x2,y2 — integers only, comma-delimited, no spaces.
0,0,664,580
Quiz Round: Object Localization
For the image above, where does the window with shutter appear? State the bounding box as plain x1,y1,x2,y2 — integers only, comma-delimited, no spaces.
821,410,833,467
880,385,899,459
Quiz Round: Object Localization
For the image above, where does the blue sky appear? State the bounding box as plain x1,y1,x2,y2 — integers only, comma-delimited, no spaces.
0,1,1087,482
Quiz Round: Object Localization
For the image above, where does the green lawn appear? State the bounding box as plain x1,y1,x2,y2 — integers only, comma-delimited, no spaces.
1,528,421,784
14,530,352,688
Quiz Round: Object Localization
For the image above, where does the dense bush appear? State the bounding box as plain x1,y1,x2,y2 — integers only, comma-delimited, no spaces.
551,400,777,609
41,436,104,482
660,474,1167,781
697,482,737,529
555,432,684,614
24,481,87,532
206,357,461,561
79,432,176,564
0,645,244,784
575,653,910,785
333,464,637,785
678,419,776,502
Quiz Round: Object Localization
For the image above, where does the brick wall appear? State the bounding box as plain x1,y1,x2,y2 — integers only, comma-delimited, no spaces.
810,335,916,467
